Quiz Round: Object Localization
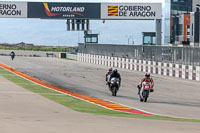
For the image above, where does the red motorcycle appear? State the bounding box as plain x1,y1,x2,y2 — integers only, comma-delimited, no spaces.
138,81,152,102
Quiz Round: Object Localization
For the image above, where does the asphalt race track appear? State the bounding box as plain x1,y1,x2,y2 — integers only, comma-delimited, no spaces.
0,56,200,119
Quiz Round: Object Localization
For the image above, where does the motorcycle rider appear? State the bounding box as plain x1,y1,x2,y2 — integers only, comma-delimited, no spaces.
106,67,113,82
109,69,121,87
106,67,113,88
137,72,154,94
10,51,15,60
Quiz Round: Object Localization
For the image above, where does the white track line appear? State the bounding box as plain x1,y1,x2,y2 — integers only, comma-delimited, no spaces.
0,92,65,95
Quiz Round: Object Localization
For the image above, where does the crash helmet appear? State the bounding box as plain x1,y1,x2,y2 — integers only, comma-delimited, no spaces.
108,67,112,72
113,69,118,73
145,72,150,78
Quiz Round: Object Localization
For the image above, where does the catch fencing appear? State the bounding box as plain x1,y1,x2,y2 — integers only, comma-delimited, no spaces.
78,43,200,66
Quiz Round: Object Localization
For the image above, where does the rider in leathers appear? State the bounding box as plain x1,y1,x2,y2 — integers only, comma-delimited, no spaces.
10,51,15,60
105,67,113,88
137,73,154,94
109,69,121,87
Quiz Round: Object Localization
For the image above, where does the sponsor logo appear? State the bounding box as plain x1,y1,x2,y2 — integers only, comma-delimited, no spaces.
43,2,84,17
43,3,62,16
0,3,21,16
107,5,156,17
108,6,118,16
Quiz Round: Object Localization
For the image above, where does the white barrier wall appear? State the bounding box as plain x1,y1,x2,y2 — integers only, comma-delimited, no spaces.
143,60,146,72
139,60,142,71
130,59,133,70
175,64,179,78
196,66,200,81
126,59,129,69
163,63,167,76
83,54,85,62
158,62,161,75
169,63,173,77
118,58,121,68
102,56,104,65
104,56,107,66
182,65,186,79
189,66,193,80
134,59,137,71
111,57,114,67
86,54,88,63
77,53,199,81
108,56,111,66
148,61,151,73
153,61,156,74
122,58,125,69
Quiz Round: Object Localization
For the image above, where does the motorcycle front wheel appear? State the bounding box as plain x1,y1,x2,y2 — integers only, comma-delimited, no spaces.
143,90,149,102
112,86,118,96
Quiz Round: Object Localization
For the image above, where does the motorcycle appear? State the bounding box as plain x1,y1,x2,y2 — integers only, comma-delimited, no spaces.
10,52,15,60
11,55,15,60
138,81,151,102
110,77,120,96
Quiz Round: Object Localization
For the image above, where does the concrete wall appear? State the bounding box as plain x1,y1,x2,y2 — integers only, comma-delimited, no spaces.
0,49,59,57
0,49,77,60
78,43,142,58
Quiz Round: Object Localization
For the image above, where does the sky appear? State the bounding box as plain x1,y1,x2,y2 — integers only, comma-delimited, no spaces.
0,0,165,46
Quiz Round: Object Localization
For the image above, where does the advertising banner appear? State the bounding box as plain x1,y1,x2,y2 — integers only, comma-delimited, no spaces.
0,2,27,18
101,3,162,20
28,2,100,19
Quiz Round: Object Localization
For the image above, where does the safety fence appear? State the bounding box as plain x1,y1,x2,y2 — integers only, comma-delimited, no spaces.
77,53,200,81
78,43,200,66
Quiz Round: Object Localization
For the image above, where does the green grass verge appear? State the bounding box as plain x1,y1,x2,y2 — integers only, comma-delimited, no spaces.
0,67,200,123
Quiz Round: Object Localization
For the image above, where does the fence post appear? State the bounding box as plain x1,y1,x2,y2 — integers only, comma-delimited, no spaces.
91,54,94,64
148,61,151,73
122,58,125,69
143,60,146,72
126,59,129,69
196,66,200,81
139,60,142,71
158,62,162,75
189,65,193,80
169,63,173,76
175,64,179,78
114,57,117,67
153,61,156,74
163,63,167,75
76,53,78,61
134,59,137,71
182,65,186,79
118,57,121,68
104,56,107,66
130,59,133,70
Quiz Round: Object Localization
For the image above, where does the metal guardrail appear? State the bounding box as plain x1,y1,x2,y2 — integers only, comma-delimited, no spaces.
78,43,200,66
